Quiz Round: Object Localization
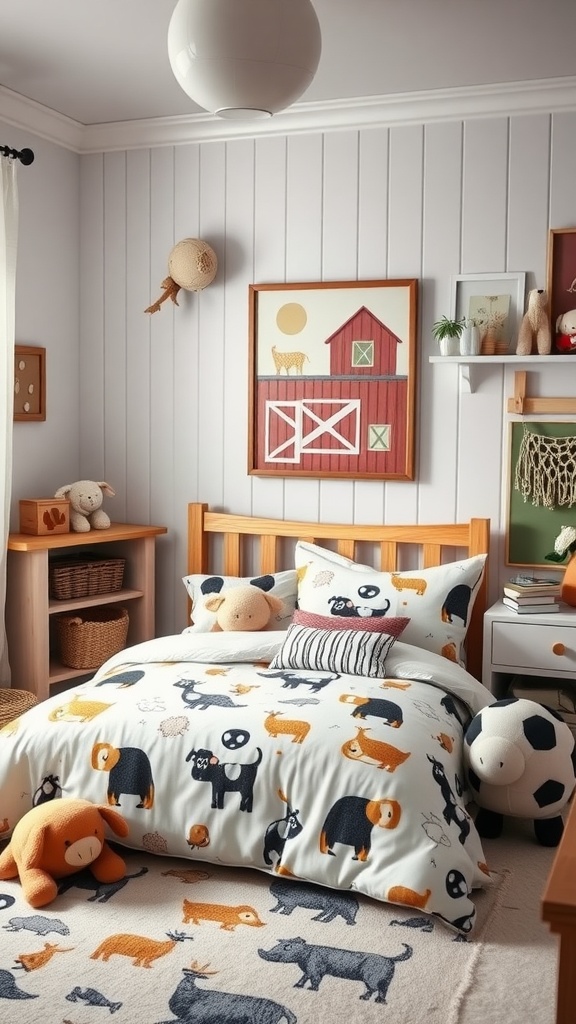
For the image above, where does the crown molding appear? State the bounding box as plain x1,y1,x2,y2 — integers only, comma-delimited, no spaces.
2,76,576,154
0,85,84,152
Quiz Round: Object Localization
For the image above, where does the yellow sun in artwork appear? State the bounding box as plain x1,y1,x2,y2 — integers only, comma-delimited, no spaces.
276,302,307,335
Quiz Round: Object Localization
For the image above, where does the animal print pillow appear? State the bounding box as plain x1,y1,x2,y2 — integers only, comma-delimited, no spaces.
295,541,486,666
182,571,297,632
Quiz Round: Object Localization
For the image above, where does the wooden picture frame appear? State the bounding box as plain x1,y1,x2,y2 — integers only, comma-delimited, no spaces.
546,228,576,345
451,272,526,354
13,345,46,421
248,279,418,480
506,420,576,567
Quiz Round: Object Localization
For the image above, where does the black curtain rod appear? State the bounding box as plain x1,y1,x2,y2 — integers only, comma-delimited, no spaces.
0,144,34,166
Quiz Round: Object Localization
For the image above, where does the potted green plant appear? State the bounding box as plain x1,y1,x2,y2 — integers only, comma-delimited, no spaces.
432,315,465,356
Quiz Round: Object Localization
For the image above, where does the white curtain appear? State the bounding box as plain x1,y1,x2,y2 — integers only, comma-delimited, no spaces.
0,156,19,688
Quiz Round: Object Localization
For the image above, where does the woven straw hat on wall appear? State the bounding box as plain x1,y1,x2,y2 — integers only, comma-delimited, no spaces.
169,238,218,291
144,237,218,314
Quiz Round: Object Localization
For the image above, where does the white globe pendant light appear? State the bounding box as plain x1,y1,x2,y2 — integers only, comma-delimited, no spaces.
168,0,322,120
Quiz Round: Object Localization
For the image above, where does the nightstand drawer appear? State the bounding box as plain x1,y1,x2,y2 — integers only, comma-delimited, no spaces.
492,621,576,675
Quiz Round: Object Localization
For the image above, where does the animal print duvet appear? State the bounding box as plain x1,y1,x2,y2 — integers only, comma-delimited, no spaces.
0,632,494,933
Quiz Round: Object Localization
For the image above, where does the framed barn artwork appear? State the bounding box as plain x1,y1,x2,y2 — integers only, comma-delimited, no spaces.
248,279,418,480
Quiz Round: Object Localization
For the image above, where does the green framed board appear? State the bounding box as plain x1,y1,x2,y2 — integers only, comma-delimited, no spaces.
507,421,576,567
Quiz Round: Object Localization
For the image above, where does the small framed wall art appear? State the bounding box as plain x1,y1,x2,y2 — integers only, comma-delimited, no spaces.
451,272,526,354
14,344,46,421
248,279,418,480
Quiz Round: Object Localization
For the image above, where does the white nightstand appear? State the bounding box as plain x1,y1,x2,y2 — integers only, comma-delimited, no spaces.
483,601,576,697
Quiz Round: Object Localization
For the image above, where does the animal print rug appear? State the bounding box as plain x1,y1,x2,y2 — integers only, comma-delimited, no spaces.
0,845,510,1023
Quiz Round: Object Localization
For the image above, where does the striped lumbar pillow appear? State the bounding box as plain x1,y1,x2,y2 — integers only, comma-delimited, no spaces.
268,623,396,678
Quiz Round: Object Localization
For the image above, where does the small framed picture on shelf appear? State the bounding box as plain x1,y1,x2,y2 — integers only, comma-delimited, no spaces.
546,228,576,352
450,272,526,355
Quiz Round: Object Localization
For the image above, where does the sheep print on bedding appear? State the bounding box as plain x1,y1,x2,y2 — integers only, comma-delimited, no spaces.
0,632,493,934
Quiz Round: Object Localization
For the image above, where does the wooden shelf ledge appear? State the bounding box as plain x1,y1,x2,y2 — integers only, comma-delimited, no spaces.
507,370,576,415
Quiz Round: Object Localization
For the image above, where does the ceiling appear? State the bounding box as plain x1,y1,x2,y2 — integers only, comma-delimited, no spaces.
1,0,576,128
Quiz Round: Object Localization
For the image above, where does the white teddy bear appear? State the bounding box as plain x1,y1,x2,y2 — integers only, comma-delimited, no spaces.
555,308,576,353
54,480,115,532
515,288,551,355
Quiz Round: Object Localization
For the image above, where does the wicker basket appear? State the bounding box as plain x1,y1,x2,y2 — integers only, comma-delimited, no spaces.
0,689,38,729
55,607,129,670
49,556,126,601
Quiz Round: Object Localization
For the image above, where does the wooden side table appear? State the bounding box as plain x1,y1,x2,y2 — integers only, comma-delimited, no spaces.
542,796,576,1024
6,522,167,702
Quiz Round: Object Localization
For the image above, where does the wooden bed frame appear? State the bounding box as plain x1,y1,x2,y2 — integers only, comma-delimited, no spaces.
542,795,576,1024
187,503,490,682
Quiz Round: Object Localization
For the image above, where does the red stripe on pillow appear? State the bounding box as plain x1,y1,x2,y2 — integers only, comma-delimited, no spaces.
293,609,410,638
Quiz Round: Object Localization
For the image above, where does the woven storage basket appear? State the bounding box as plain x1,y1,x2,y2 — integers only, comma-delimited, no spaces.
55,607,129,670
0,689,38,729
49,556,125,601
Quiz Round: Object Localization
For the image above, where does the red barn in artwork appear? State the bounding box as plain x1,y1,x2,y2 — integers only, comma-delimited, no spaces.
253,305,413,479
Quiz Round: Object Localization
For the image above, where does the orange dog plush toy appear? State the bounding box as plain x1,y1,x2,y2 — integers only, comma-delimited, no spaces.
0,798,128,908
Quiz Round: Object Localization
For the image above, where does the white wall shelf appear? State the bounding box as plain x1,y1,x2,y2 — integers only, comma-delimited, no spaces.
429,354,576,393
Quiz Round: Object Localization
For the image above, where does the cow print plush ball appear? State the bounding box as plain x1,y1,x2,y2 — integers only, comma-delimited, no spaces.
464,697,575,847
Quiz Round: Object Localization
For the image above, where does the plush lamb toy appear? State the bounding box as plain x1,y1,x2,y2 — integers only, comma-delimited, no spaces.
555,308,576,353
204,585,284,632
464,697,575,846
515,288,552,355
54,479,115,532
0,798,128,907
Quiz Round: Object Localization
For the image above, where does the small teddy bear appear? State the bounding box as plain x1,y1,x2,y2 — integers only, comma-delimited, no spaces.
515,288,551,355
555,308,576,353
54,479,115,532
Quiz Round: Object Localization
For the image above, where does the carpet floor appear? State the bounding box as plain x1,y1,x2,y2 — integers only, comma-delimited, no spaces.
0,818,558,1024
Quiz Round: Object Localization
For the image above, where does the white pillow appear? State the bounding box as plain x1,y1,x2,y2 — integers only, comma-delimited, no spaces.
295,540,486,665
182,570,297,633
268,622,396,677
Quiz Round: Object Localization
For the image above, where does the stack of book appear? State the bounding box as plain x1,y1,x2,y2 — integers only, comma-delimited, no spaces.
502,574,562,614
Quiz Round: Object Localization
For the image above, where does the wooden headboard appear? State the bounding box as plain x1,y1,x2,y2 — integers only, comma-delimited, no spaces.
187,503,490,682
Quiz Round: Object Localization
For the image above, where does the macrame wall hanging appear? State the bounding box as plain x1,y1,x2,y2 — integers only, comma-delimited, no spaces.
514,423,576,509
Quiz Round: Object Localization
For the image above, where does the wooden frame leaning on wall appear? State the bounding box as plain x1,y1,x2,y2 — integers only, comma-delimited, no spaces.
547,227,576,349
506,419,576,567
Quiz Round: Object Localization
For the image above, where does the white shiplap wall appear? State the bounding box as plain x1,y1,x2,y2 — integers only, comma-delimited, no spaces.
10,108,576,638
